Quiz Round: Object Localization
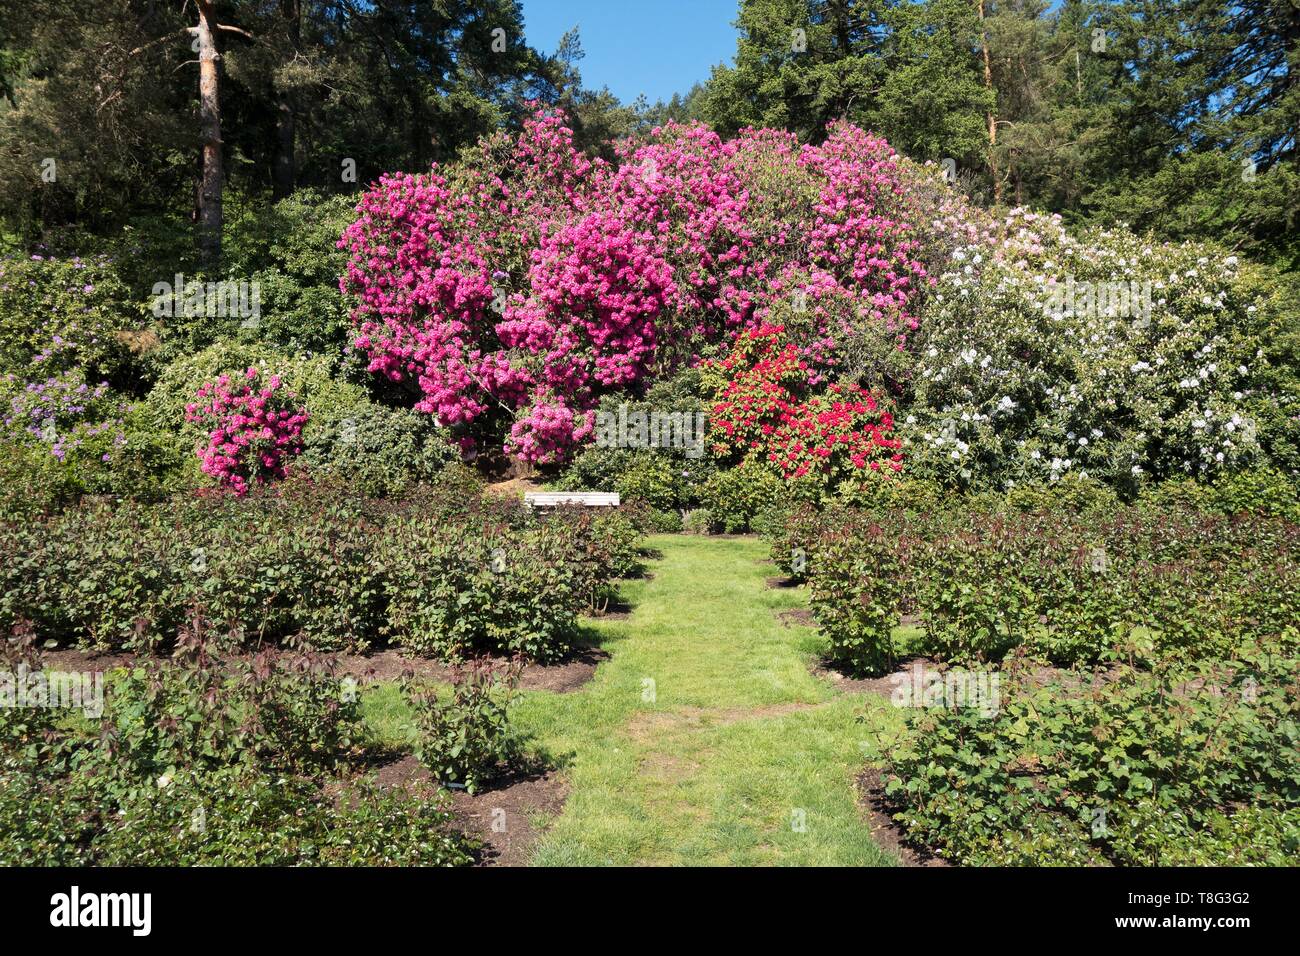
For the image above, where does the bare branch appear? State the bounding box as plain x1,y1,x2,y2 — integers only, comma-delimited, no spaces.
126,29,189,58
217,25,256,43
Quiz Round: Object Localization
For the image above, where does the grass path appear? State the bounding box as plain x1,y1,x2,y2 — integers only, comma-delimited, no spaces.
363,533,904,865
512,534,902,866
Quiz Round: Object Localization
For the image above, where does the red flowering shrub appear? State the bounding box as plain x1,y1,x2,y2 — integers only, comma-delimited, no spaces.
185,368,308,495
707,326,903,492
771,384,903,483
705,325,808,461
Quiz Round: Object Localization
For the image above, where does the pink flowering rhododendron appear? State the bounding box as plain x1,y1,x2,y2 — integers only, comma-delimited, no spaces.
339,105,930,464
185,367,309,495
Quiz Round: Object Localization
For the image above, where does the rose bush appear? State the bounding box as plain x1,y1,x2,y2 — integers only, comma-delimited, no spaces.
0,478,644,659
797,500,1300,674
876,640,1300,865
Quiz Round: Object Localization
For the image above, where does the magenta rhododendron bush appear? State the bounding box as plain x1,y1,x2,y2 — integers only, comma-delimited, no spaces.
339,106,930,465
185,368,309,495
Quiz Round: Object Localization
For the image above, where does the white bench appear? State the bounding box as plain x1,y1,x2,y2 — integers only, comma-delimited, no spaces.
524,492,621,508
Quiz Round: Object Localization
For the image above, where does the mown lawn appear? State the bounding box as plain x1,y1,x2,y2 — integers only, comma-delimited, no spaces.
363,534,906,866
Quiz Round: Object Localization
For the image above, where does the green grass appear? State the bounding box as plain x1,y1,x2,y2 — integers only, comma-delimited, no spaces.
360,681,420,752
362,534,906,866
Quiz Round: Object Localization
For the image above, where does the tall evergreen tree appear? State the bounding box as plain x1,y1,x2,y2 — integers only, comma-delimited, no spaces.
1083,1,1299,263
0,0,557,257
697,0,1297,264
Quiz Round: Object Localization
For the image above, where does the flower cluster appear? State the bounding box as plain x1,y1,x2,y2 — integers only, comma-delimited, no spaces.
504,393,595,466
1,370,129,463
900,209,1268,489
339,106,929,464
0,252,132,381
706,326,810,460
184,368,308,495
707,326,902,490
771,385,903,483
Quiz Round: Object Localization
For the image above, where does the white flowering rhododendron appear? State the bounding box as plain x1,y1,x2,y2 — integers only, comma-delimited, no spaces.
899,207,1269,490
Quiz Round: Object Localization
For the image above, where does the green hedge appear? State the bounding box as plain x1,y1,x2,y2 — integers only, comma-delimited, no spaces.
0,479,642,661
798,501,1299,674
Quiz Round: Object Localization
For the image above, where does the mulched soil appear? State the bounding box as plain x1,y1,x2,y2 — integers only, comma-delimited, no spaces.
483,476,543,498
811,651,1134,702
39,648,137,673
41,644,608,694
597,600,635,621
368,754,568,867
765,575,800,589
854,767,949,867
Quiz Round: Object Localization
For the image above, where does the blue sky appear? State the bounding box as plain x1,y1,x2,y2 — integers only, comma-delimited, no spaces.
522,0,741,104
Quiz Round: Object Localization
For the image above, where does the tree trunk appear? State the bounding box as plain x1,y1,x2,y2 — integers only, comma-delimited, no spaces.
272,0,300,200
195,0,223,267
977,0,1001,205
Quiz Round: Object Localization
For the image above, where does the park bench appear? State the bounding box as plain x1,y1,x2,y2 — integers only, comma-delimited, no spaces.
524,491,621,508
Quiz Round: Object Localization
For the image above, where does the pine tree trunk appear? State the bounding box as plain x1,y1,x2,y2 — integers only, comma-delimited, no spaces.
978,0,1001,205
196,0,223,267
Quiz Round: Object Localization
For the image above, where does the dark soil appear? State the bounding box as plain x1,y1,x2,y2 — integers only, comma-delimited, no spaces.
776,608,814,628
369,754,568,866
321,645,608,693
39,648,136,673
597,600,635,620
42,644,608,694
765,575,800,589
855,767,949,867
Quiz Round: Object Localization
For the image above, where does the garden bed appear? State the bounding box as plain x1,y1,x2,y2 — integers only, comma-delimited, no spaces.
855,769,949,868
2,481,648,665
368,755,568,867
786,500,1298,674
41,644,610,695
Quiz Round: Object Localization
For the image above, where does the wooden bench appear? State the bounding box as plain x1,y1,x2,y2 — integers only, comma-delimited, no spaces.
524,492,621,508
